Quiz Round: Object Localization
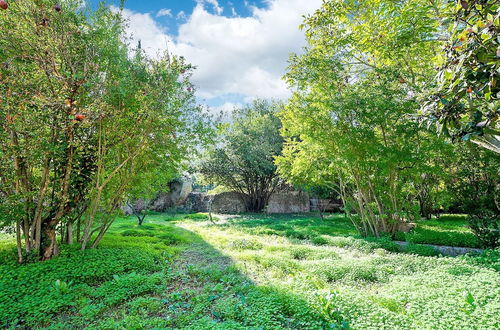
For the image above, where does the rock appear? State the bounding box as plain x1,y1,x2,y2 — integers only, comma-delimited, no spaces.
266,191,310,214
396,222,416,233
150,178,193,211
169,178,193,206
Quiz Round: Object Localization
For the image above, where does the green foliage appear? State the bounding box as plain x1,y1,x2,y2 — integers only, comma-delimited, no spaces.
395,215,480,248
185,214,500,329
402,243,440,257
183,213,210,221
277,0,453,237
422,0,499,153
229,238,263,250
0,247,164,327
0,216,188,328
443,145,499,214
198,100,283,212
1,214,499,328
468,211,500,248
0,0,210,260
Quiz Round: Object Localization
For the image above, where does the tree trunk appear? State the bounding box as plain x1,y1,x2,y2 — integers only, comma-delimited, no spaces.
77,216,81,243
16,220,23,264
67,221,73,245
41,220,59,260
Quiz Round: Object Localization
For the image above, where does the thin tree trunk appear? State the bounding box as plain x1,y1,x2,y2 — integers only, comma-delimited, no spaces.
32,158,51,251
16,220,23,264
77,216,81,243
67,221,73,245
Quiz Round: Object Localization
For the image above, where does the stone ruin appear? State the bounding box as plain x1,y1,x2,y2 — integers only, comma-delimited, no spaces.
149,178,193,212
266,191,310,213
183,190,343,214
126,177,344,214
310,198,343,213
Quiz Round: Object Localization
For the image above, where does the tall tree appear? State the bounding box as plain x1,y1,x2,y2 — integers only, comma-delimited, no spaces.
0,0,208,261
277,0,448,236
198,100,283,212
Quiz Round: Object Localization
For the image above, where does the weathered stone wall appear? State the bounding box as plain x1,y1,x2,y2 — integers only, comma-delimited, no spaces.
210,192,246,214
184,192,212,212
266,191,310,214
150,189,343,215
310,198,343,213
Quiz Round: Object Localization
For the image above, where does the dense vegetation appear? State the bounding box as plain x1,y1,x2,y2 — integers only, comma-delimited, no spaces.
277,0,499,239
1,214,498,328
198,100,283,212
0,0,208,261
0,0,498,328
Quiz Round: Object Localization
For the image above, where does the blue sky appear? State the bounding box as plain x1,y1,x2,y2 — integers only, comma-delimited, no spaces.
89,0,323,113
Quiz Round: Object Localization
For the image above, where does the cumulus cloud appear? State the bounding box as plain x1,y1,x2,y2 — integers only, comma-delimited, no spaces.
197,0,224,15
156,8,172,18
117,0,323,102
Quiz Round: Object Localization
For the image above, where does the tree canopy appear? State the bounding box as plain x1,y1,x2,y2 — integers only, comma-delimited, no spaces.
422,0,499,153
0,0,209,261
198,100,283,212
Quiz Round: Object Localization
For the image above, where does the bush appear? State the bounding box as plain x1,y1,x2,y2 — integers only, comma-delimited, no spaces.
402,243,439,257
468,212,500,249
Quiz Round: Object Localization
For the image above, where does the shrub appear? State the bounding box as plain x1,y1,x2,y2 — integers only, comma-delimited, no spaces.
289,246,314,260
402,243,439,257
121,230,155,237
467,212,499,249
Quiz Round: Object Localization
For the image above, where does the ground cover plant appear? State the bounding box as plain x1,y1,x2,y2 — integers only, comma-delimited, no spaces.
0,0,498,329
0,213,498,329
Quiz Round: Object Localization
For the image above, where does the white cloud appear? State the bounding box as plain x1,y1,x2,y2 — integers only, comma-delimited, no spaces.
209,102,243,121
156,8,172,18
113,6,172,57
117,0,323,103
197,0,224,15
176,11,186,20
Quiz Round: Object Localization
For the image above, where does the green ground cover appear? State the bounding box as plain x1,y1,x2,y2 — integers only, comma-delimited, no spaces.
0,213,498,329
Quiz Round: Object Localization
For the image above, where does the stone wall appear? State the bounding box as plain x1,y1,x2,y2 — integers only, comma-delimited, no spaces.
149,188,344,215
310,198,343,213
210,191,246,214
266,191,310,214
184,192,212,212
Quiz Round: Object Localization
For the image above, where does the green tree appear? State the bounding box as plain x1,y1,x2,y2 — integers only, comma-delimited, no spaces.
0,0,208,261
277,0,449,236
198,100,283,212
422,0,499,153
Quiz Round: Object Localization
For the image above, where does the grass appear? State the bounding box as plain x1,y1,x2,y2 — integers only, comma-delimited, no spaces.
394,214,480,248
0,213,498,329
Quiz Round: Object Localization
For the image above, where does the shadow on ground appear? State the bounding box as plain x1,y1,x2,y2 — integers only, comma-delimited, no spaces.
0,217,337,329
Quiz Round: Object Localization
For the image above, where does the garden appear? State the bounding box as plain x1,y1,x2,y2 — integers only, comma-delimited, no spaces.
0,0,499,329
0,213,499,328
